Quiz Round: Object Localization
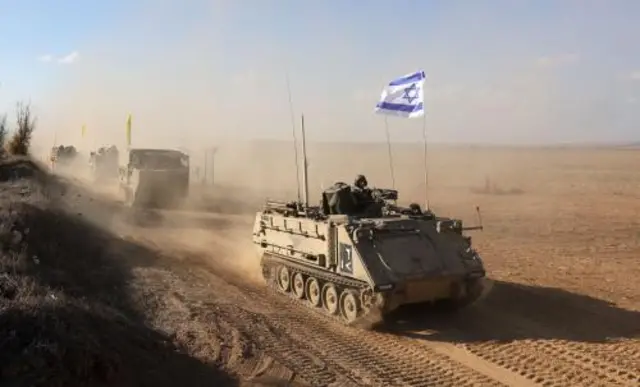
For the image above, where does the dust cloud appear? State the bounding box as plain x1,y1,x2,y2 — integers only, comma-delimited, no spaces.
24,1,567,203
26,1,611,281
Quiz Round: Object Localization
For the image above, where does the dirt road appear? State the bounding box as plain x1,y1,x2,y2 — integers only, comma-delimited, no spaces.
101,203,638,387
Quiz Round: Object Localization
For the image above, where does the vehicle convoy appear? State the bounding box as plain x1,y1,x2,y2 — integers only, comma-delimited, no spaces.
252,179,488,326
89,145,120,182
119,148,190,209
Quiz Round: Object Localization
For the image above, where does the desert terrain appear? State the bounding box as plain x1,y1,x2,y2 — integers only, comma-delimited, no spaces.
1,142,639,387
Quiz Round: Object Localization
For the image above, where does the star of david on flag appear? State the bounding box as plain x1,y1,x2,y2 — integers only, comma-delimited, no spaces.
374,70,426,118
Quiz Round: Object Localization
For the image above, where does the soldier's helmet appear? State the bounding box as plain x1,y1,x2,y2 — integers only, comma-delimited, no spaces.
354,174,368,189
409,203,422,215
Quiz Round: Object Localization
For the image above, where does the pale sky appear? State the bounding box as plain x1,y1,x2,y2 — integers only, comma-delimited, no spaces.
0,0,638,150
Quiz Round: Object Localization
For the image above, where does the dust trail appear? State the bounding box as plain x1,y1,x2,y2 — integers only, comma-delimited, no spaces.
147,215,265,285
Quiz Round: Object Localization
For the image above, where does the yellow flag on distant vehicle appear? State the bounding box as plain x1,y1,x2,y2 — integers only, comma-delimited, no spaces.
81,124,86,137
125,113,132,146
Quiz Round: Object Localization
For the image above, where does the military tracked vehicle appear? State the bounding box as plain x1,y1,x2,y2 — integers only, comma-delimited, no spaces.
252,121,488,327
119,148,190,209
50,145,78,169
89,145,120,182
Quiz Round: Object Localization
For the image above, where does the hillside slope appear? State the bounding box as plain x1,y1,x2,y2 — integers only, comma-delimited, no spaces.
0,157,239,387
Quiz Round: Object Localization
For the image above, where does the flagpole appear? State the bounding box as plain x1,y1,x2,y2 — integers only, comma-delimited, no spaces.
421,112,429,211
383,116,396,189
376,69,427,206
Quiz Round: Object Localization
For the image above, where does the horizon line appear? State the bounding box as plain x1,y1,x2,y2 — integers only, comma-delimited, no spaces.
214,138,640,148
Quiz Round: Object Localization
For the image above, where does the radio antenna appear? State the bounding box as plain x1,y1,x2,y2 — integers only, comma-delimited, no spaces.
285,70,302,203
301,114,309,208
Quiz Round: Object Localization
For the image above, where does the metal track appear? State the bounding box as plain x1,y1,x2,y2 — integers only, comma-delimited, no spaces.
261,252,488,329
261,253,387,329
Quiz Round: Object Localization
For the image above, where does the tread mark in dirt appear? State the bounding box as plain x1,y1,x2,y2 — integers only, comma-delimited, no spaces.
135,270,352,386
436,307,640,387
396,337,541,387
163,256,507,386
127,230,639,387
242,274,507,387
244,261,639,387
272,312,507,387
209,303,360,387
488,288,640,372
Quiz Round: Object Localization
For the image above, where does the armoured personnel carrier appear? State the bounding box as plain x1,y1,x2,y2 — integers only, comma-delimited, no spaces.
252,182,488,327
89,145,119,182
49,145,78,170
119,148,190,209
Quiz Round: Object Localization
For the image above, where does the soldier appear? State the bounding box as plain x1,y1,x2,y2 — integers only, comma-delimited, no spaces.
353,174,366,189
351,174,374,213
408,202,423,215
352,174,371,195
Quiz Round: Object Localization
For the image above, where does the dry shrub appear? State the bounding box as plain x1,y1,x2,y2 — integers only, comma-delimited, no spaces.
7,101,36,156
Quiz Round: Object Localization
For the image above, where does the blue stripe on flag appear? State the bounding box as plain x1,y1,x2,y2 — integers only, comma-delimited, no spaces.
388,71,426,87
376,102,424,113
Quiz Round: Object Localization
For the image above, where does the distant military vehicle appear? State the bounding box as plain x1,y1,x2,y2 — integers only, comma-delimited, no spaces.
50,145,78,169
119,148,190,209
89,145,120,182
252,127,488,327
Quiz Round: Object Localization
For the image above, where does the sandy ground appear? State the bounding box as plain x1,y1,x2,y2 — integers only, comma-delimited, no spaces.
4,145,640,387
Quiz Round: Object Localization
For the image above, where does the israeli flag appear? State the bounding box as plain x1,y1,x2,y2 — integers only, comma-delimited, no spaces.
375,70,426,118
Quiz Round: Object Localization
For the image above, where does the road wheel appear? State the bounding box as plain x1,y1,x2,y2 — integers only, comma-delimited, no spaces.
306,277,321,307
276,266,290,292
322,283,339,315
340,290,360,324
291,272,305,299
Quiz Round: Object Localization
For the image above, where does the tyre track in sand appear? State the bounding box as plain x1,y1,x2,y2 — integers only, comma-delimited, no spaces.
131,265,343,386
467,309,639,387
134,231,525,387
257,279,520,387
147,250,500,386
465,288,640,387
390,290,640,387
271,312,511,387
